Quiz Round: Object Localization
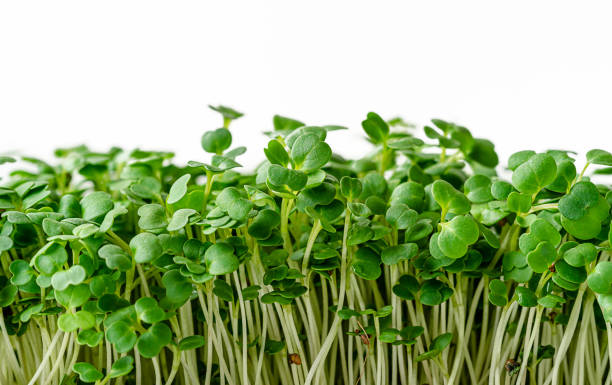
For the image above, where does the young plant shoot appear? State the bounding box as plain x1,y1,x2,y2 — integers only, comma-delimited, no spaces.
0,107,611,385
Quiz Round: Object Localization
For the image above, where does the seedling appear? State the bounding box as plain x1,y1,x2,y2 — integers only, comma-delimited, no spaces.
0,107,611,385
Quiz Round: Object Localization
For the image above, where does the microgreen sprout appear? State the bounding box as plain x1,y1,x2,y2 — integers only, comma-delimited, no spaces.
0,106,611,385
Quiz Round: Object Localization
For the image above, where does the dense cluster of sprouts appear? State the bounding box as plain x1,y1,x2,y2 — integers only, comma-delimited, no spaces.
1,106,611,385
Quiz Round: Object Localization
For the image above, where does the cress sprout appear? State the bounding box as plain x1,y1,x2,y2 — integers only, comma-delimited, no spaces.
0,106,611,385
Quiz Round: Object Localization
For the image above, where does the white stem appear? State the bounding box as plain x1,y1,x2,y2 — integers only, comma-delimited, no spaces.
545,285,585,385
26,330,64,385
254,309,268,385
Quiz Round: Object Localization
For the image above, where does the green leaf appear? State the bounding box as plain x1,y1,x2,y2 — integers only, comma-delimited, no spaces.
22,186,51,209
392,275,420,300
347,222,374,246
336,307,361,320
587,149,612,166
381,243,418,265
205,243,239,275
547,160,576,193
162,270,193,304
137,204,167,232
538,294,565,308
77,329,104,347
526,241,557,274
55,284,90,308
559,181,600,220
264,139,289,167
267,164,308,194
0,235,13,252
135,297,165,324
80,191,114,221
361,112,389,144
179,335,206,351
400,326,424,341
491,180,514,200
351,247,381,280
467,138,499,168
241,285,261,301
273,115,304,132
52,265,87,291
137,323,173,358
389,182,424,211
100,203,129,233
432,180,470,216
555,260,586,283
416,333,452,362
502,251,533,283
488,279,508,307
340,177,362,201
106,320,138,353
385,204,418,230
130,233,163,264
437,215,479,259
130,177,161,200
212,279,234,302
58,194,81,218
0,156,16,165
348,202,371,218
167,208,198,231
209,104,244,122
201,128,232,154
296,183,336,213
563,243,597,267
99,244,132,271
263,265,289,285
10,259,34,285
264,339,286,354
508,150,536,171
596,294,612,323
110,356,134,378
0,284,18,307
515,286,538,307
376,305,393,317
73,362,103,383
216,187,253,221
20,303,43,322
511,153,557,194
519,219,562,253
419,280,453,306
167,174,191,204
587,262,612,294
464,175,493,203
58,310,95,332
291,133,332,172
561,196,610,240
72,223,99,239
33,242,69,275
479,223,500,248
247,209,280,240
507,192,531,214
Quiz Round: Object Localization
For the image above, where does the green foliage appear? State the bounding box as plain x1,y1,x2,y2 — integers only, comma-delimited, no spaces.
431,180,471,217
110,356,134,378
351,247,381,280
201,128,232,154
1,108,611,385
205,243,238,275
437,215,479,259
511,153,557,194
73,362,103,383
361,112,389,144
167,174,191,204
416,333,452,362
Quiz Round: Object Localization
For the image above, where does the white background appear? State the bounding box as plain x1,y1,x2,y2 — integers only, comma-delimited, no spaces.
1,1,611,173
